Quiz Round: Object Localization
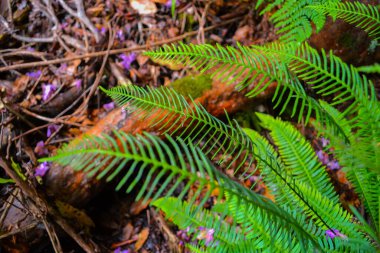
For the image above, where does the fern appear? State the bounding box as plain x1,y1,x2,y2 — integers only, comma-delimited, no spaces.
100,85,376,250
145,42,323,124
153,197,259,252
256,0,379,42
308,1,380,40
242,116,371,251
255,0,335,42
256,113,336,200
100,85,254,175
315,101,380,234
42,132,320,251
358,63,380,74
253,42,376,115
145,41,376,144
101,85,346,233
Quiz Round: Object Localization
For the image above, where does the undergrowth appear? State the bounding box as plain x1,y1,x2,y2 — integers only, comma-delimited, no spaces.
43,1,380,252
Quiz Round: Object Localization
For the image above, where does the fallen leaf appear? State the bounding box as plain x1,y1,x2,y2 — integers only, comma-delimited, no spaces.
134,228,149,251
233,25,251,42
130,199,151,215
121,222,134,241
55,200,95,233
136,54,149,66
130,0,157,15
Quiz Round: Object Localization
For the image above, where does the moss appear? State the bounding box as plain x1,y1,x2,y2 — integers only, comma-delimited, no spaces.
170,75,213,99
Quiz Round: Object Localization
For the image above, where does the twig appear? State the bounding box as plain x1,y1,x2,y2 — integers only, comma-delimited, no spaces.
0,221,39,239
0,17,243,72
0,157,63,253
0,157,98,253
11,34,55,43
76,22,114,115
20,108,84,127
57,0,101,43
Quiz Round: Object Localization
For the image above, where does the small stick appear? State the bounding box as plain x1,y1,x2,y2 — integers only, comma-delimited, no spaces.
0,17,243,72
0,157,98,253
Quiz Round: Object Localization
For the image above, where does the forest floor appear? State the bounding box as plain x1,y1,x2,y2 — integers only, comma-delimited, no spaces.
0,0,379,252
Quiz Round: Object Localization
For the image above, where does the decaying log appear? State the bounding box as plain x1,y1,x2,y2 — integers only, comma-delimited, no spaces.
44,78,277,206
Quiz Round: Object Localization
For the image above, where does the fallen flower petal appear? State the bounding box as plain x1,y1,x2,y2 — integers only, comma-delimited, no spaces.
116,29,125,41
56,63,68,75
73,79,82,89
35,162,50,177
328,160,340,170
47,124,60,137
205,228,215,245
325,229,347,239
103,102,115,111
165,0,179,8
118,53,137,70
26,70,42,80
316,150,329,165
34,141,48,156
321,137,330,147
42,83,57,101
100,27,107,35
197,227,215,245
114,247,130,253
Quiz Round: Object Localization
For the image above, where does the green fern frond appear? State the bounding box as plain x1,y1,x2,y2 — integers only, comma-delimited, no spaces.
101,85,370,246
144,42,295,99
358,63,380,74
100,85,254,174
145,43,323,123
256,113,337,200
242,124,372,250
308,1,380,40
254,42,376,117
257,0,336,42
153,197,252,252
315,101,380,232
42,132,319,250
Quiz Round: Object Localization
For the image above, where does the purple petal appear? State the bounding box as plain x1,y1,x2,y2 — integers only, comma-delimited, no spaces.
74,79,82,89
60,22,69,29
321,137,329,147
165,0,179,7
42,83,57,101
35,162,50,177
56,63,68,75
26,70,42,80
17,0,28,10
118,53,136,70
316,150,329,165
103,102,115,111
325,229,346,239
98,26,107,35
47,124,60,137
34,141,48,156
117,29,124,41
328,160,340,170
205,228,214,245
113,248,130,253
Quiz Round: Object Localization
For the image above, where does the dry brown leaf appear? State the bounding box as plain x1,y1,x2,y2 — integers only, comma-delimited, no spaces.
55,200,95,232
130,0,157,15
121,222,134,241
130,199,151,215
233,25,251,42
134,227,150,251
136,54,150,66
151,0,167,3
